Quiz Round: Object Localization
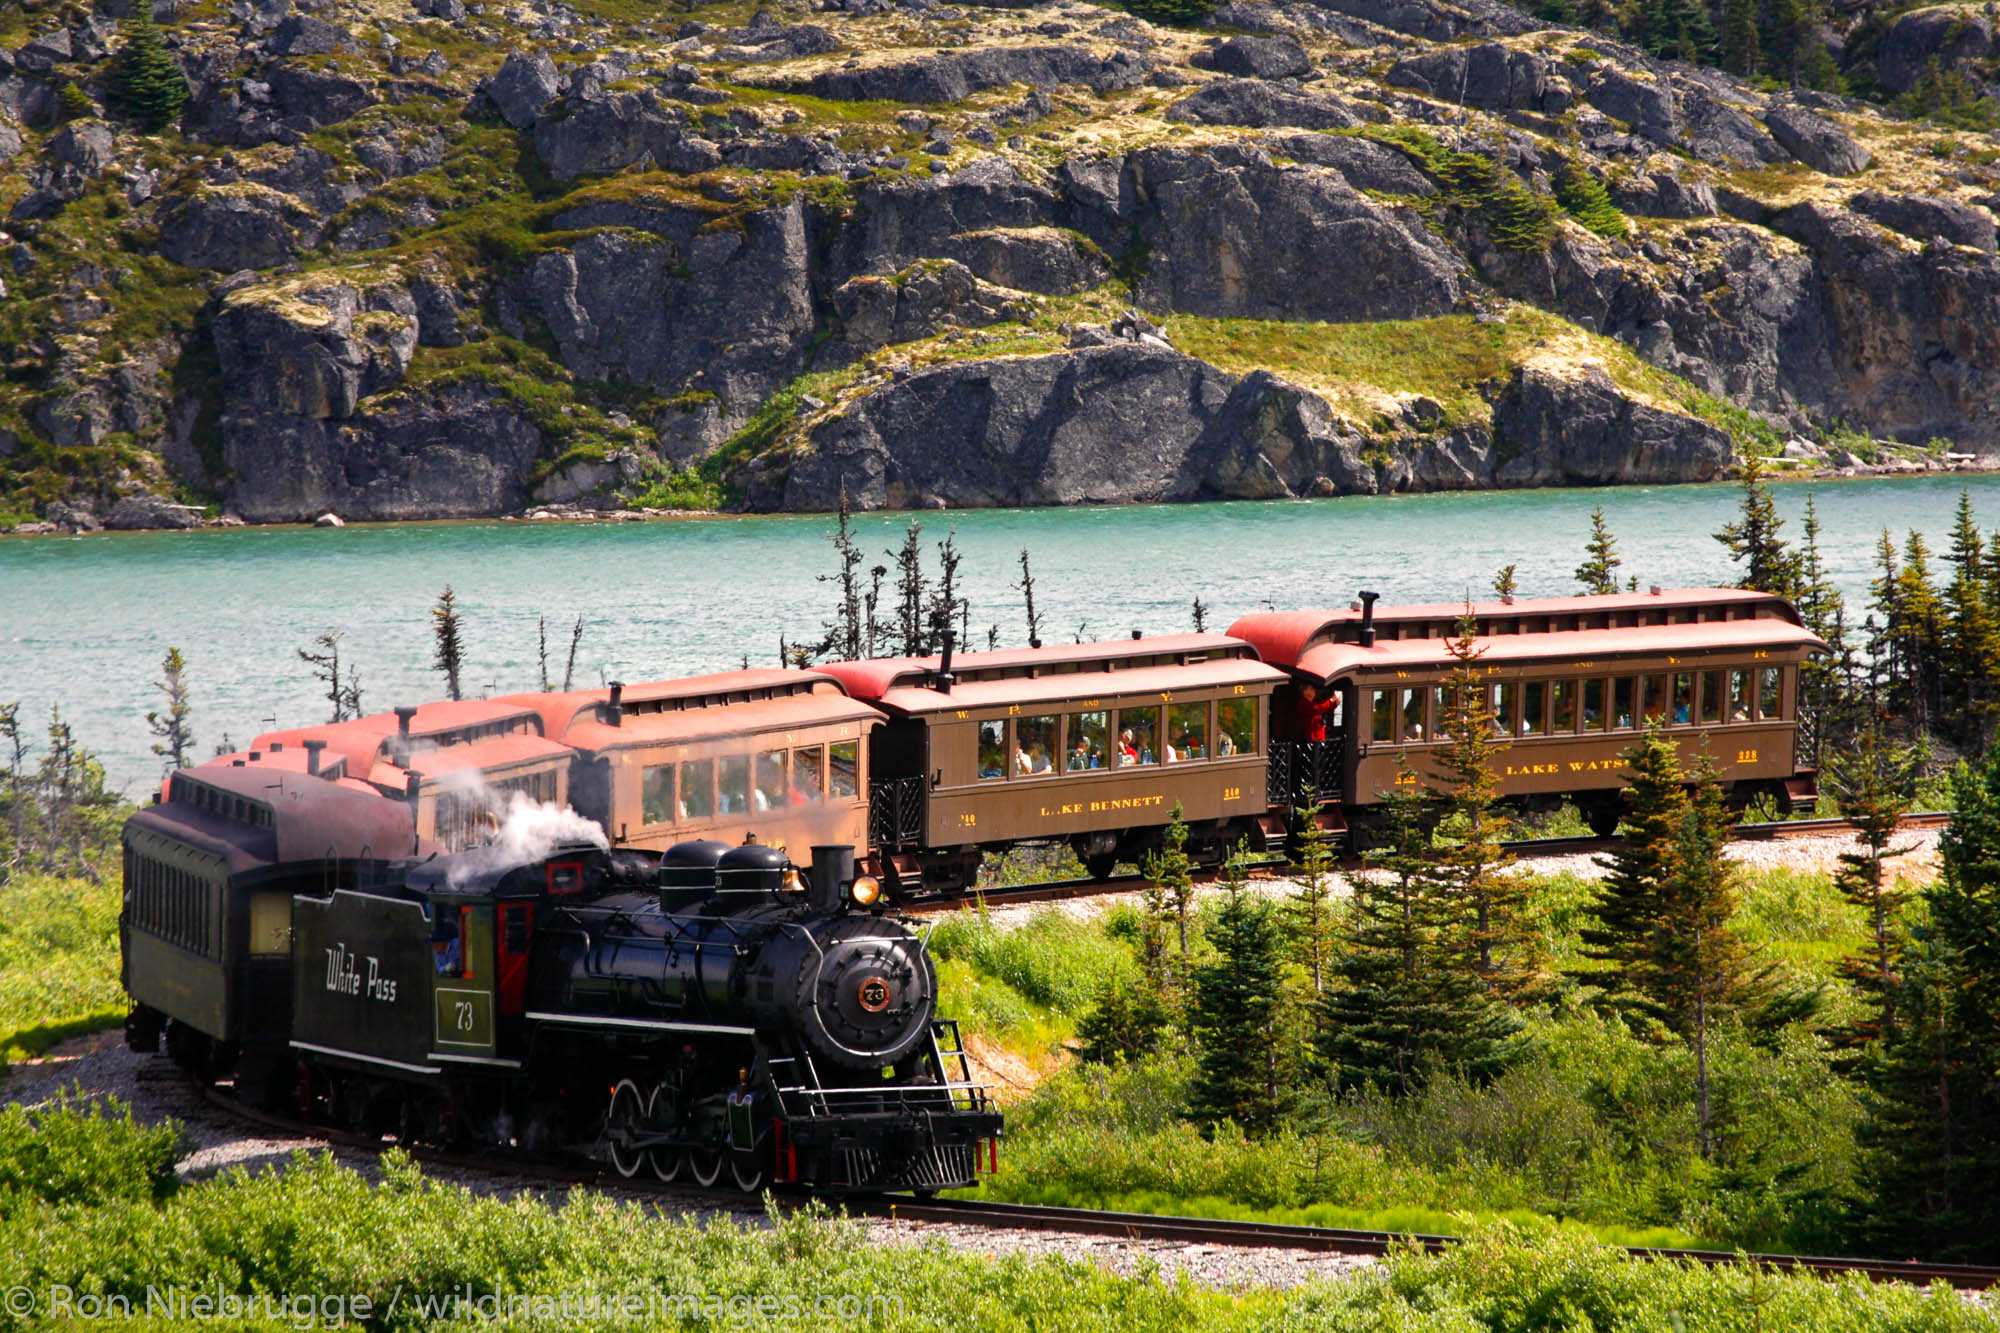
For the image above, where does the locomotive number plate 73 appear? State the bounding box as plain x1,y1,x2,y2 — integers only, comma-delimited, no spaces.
435,986,494,1048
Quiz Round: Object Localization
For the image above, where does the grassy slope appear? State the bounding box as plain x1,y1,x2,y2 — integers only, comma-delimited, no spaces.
939,866,1885,1253
0,1099,1992,1332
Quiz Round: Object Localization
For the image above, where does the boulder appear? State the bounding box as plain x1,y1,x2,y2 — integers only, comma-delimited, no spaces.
939,226,1108,294
1489,366,1732,485
157,184,315,270
44,500,101,532
825,259,1029,360
212,275,418,419
711,22,839,61
1608,168,1717,219
486,49,562,129
761,44,1149,102
263,66,376,130
105,494,205,530
1386,43,1549,110
1850,189,1995,251
1261,131,1437,195
264,14,349,55
1877,5,1994,94
222,384,549,523
1193,35,1311,79
531,91,711,180
1582,67,1679,146
0,119,19,164
1165,79,1362,130
1764,103,1870,177
1126,144,1463,323
520,196,815,420
48,120,115,175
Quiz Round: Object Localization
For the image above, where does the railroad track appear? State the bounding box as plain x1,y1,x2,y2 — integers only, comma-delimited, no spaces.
908,812,1955,914
193,1083,2000,1291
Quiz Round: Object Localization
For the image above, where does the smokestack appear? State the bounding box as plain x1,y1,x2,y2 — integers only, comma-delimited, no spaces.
1131,629,1141,639
304,738,326,777
1358,590,1380,647
395,706,416,736
936,629,956,694
810,845,854,914
405,771,423,804
607,681,624,726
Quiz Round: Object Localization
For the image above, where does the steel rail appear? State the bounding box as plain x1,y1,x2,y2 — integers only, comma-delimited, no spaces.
194,1083,2000,1291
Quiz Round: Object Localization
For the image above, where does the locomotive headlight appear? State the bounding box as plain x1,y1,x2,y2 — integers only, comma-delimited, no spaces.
849,875,883,908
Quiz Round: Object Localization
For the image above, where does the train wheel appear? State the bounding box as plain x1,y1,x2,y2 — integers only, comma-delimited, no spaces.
1583,803,1622,838
1083,853,1118,881
730,1147,768,1195
645,1084,682,1182
605,1079,646,1179
688,1147,725,1188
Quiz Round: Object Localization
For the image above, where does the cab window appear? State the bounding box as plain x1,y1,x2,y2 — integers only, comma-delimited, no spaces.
1552,680,1575,732
1066,711,1107,770
1216,698,1255,757
978,720,1007,780
1168,702,1207,761
793,745,824,803
1700,670,1724,726
754,750,787,812
829,741,859,799
1016,715,1057,776
1521,681,1546,736
718,755,751,814
1371,690,1394,743
642,763,674,826
1613,677,1635,729
1729,670,1753,721
1118,707,1160,765
1491,683,1516,736
1758,667,1782,719
679,759,713,820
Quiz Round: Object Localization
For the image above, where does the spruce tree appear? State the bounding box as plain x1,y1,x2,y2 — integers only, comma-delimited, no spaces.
146,646,196,773
1074,974,1171,1065
108,12,189,133
1553,158,1627,240
1318,759,1517,1095
1492,564,1519,600
1944,490,2000,745
1575,506,1622,595
1714,453,1801,600
1188,846,1287,1134
1719,0,1760,73
1794,492,1846,770
1829,709,1921,1052
1649,757,1755,1158
1573,718,1685,1029
817,485,864,661
1141,803,1195,989
1431,610,1541,1000
1894,531,1946,731
1860,751,2000,1260
1286,795,1341,995
431,585,466,701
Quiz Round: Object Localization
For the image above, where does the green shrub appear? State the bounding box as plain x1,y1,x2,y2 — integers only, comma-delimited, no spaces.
0,1094,183,1214
928,906,1137,1016
1119,0,1217,26
1552,157,1628,239
107,14,189,132
1440,151,1558,251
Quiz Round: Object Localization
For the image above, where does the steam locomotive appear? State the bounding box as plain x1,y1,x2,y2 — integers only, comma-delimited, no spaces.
122,768,999,1193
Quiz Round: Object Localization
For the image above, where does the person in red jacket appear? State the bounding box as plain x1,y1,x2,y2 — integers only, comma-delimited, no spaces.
1300,683,1339,742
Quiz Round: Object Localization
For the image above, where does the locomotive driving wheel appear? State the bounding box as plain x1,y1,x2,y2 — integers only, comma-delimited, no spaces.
729,1145,767,1194
645,1082,682,1183
688,1146,726,1188
605,1079,647,1179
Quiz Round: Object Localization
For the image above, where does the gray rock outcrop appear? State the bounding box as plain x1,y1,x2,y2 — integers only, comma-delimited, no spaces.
1764,103,1871,176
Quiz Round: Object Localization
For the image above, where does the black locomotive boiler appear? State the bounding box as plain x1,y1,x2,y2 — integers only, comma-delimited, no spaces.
129,795,1000,1193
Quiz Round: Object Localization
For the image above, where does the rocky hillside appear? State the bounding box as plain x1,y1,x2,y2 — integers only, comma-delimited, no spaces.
1,0,1997,528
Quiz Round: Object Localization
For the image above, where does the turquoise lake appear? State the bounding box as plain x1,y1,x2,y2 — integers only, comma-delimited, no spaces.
4,474,1994,794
